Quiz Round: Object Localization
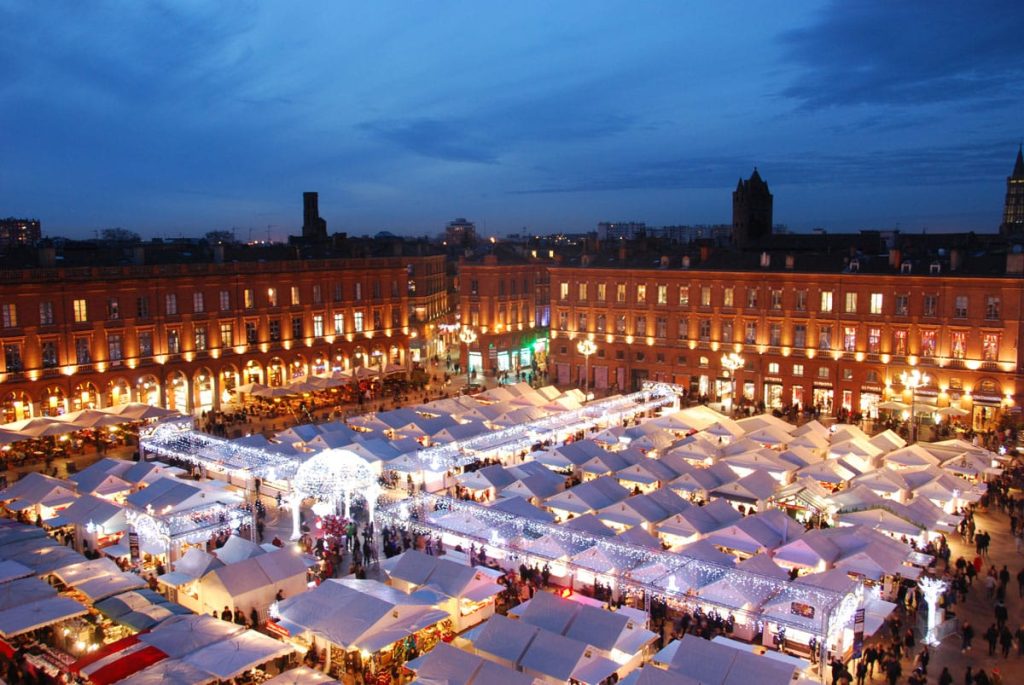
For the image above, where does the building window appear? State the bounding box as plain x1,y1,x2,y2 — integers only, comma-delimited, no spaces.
721,320,733,342
893,329,908,355
353,311,364,333
636,284,647,305
73,299,88,323
723,287,734,308
744,322,757,344
986,296,1000,320
869,293,883,314
75,337,91,364
107,298,119,320
290,286,300,306
920,330,936,357
245,321,258,344
577,312,588,332
41,340,58,368
677,319,688,340
698,319,711,341
596,283,606,302
313,314,324,338
615,315,627,334
595,313,606,331
269,320,281,341
194,326,207,351
818,367,830,379
844,292,857,314
843,326,857,352
635,315,647,336
656,284,668,305
578,283,587,301
982,333,999,361
656,317,667,338
746,288,757,308
559,282,569,301
1,304,16,328
558,311,568,331
866,370,880,383
4,344,22,372
167,329,180,354
769,323,782,346
165,293,177,316
895,294,908,316
820,291,833,313
372,281,382,300
108,333,123,361
842,368,854,380
193,292,204,313
951,331,966,359
39,301,53,326
354,282,362,301
795,290,807,312
868,327,881,353
333,313,344,335
792,363,804,376
313,285,322,305
770,289,782,310
700,286,712,307
219,323,233,347
616,283,626,303
767,362,780,374
291,317,303,339
679,287,690,307
793,324,807,348
923,294,937,317
267,288,278,307
219,290,230,311
953,295,967,318
818,325,832,350
138,331,153,357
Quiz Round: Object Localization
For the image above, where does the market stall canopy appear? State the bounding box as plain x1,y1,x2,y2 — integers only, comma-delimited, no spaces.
57,408,126,429
105,403,181,421
262,666,340,685
0,559,32,584
0,416,72,437
663,634,796,685
0,595,88,638
137,614,245,659
182,629,295,680
117,658,216,685
0,576,58,610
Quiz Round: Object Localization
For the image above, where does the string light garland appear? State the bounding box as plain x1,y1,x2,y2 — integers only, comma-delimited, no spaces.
376,492,850,639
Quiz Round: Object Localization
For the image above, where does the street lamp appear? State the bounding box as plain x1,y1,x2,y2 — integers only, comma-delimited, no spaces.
900,368,930,443
576,338,597,400
721,352,744,414
458,326,478,388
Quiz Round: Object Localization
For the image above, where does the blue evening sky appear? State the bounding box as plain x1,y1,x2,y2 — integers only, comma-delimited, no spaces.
1,1,1021,240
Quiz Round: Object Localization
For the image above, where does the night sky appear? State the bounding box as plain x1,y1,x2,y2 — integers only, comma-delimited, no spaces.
1,1,1022,240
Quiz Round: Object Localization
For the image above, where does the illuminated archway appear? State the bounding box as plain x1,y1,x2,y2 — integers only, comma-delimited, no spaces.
72,381,100,411
41,387,67,417
2,391,34,422
136,375,160,406
106,377,131,408
267,357,285,387
290,354,308,380
165,371,189,413
311,355,328,375
243,360,263,385
193,367,215,413
219,364,240,406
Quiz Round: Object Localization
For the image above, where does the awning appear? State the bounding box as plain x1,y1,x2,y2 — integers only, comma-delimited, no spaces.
0,596,88,638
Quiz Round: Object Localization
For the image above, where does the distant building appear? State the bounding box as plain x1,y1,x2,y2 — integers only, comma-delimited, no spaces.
301,192,328,241
597,222,646,241
732,169,773,247
1000,145,1024,236
0,218,41,250
445,218,477,247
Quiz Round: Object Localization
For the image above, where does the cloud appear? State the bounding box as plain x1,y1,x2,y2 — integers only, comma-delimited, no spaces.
358,118,499,164
778,1,1024,109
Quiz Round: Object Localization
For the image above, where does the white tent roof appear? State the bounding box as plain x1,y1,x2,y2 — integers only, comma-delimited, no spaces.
183,629,294,680
0,595,88,637
118,659,216,685
214,534,266,564
138,614,245,658
262,666,339,685
0,559,32,584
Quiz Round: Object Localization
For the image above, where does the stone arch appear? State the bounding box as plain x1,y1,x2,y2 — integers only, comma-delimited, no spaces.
105,377,132,408
165,370,189,413
289,354,308,380
72,381,101,410
193,367,215,413
136,374,161,406
41,386,67,417
311,354,328,375
266,357,286,387
243,360,263,385
2,390,34,422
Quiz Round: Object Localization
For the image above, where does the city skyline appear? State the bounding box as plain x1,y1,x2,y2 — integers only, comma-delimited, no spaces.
2,2,1022,240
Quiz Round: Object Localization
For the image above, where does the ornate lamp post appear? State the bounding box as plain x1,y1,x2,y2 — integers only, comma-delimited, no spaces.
458,326,478,388
721,352,744,414
576,338,598,400
900,368,930,443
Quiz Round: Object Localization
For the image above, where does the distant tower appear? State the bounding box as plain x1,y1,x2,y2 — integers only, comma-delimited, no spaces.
302,192,328,241
1001,145,1024,236
445,218,477,247
732,168,773,248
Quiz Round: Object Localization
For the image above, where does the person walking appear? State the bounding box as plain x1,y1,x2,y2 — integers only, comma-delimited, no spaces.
985,623,999,656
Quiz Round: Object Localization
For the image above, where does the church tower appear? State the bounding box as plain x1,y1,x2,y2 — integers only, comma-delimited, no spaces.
1001,145,1024,236
732,168,773,247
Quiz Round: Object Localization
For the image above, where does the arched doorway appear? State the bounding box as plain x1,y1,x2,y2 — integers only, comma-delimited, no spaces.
165,371,189,413
106,377,131,408
136,375,160,406
41,386,68,417
243,360,263,385
311,355,328,375
2,391,34,422
267,358,285,387
72,381,100,411
220,364,240,406
193,368,215,413
290,354,308,380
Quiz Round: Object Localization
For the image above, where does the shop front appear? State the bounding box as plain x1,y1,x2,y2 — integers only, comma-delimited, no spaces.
763,378,784,410
859,387,883,419
812,384,833,415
